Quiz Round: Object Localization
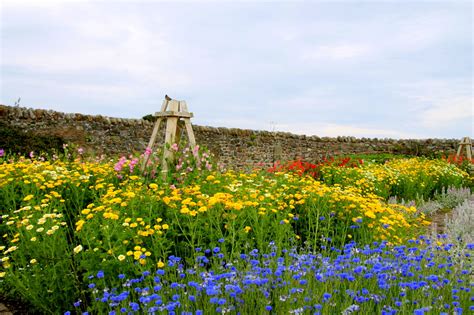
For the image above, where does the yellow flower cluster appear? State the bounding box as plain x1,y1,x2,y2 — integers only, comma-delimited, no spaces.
321,157,468,199
1,156,446,278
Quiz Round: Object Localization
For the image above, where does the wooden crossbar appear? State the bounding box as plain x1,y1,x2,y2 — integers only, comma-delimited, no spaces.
154,111,194,118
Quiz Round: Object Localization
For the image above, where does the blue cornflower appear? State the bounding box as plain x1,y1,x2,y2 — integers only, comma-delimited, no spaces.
88,283,96,289
195,247,201,252
319,216,325,221
130,302,139,311
323,292,331,300
265,306,272,311
96,270,104,278
118,274,125,279
170,282,179,289
218,238,225,243
73,300,81,307
189,295,196,302
354,266,364,274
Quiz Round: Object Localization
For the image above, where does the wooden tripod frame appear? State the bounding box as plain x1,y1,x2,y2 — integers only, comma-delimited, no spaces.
142,96,196,175
456,137,472,160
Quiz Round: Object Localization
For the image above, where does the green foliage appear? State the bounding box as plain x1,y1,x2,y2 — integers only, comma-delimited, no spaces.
0,122,65,156
141,114,156,122
0,153,471,313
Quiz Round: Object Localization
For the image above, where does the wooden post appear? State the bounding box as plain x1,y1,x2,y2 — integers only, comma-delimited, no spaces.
162,100,180,174
141,99,169,171
142,96,196,178
456,137,472,160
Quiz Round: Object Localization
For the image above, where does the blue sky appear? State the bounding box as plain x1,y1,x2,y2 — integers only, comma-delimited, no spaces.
0,0,472,139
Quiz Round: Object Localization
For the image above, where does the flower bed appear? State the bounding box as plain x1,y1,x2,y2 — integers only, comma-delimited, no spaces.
0,150,471,313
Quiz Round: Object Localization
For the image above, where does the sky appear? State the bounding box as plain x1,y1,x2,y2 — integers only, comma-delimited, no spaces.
0,0,472,139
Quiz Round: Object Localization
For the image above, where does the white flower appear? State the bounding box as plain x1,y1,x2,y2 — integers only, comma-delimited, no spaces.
73,245,83,254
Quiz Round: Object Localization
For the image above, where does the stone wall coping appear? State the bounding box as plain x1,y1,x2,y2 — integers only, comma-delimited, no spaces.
0,104,460,143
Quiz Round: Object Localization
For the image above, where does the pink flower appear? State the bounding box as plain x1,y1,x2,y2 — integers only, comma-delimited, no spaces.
129,158,139,173
0,149,4,157
77,147,84,155
29,151,35,158
192,145,200,157
114,157,127,172
171,143,179,152
145,147,152,156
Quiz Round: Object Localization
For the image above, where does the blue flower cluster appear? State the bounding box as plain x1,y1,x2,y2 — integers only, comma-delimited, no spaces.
69,236,473,314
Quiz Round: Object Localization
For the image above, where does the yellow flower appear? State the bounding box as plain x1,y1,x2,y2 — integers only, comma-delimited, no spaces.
0,272,5,278
23,195,34,201
73,245,83,254
118,254,126,261
244,226,252,233
30,259,37,264
364,210,376,219
157,260,165,268
162,224,169,230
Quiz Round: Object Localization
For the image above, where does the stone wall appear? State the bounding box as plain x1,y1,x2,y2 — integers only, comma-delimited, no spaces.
0,105,460,169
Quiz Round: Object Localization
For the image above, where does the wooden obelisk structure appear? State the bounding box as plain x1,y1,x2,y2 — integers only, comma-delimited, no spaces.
141,95,196,175
456,137,472,160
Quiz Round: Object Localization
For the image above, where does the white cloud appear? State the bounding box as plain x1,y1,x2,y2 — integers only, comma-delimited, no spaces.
397,79,473,130
1,1,471,139
301,43,373,63
420,97,473,128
